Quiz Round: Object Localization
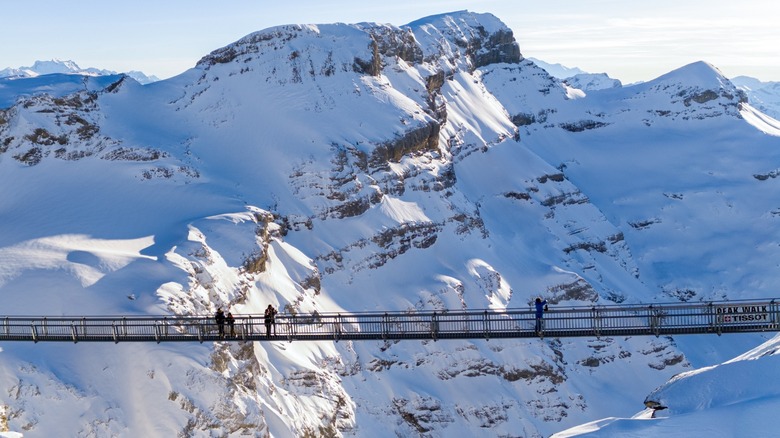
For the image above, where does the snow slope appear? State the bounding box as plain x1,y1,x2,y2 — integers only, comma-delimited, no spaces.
553,333,780,438
0,10,778,438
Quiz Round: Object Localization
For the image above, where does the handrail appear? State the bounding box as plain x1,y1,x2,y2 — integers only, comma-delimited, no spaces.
0,298,777,343
5,297,776,319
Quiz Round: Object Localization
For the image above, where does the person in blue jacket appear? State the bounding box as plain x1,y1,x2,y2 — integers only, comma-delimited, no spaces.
534,297,548,333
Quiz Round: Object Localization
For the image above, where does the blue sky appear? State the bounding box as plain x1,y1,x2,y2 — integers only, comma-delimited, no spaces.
2,0,777,83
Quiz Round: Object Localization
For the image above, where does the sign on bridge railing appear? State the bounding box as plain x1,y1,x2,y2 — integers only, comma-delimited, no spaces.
716,303,772,324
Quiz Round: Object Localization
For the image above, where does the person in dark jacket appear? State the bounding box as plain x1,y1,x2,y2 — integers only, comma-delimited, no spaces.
264,304,277,337
215,308,226,339
534,297,548,333
226,311,236,337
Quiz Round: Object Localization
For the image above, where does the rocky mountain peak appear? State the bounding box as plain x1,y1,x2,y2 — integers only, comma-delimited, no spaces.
196,11,521,79
647,61,747,108
405,11,521,71
197,23,375,73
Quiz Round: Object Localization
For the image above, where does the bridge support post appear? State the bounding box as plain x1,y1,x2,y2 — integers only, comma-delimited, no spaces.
649,305,660,337
71,324,78,343
592,307,601,338
709,303,722,336
288,314,295,343
431,312,438,341
31,324,38,343
112,323,119,344
483,311,489,341
335,314,342,342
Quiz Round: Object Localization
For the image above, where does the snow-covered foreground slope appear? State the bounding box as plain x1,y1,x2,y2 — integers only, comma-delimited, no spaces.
0,10,778,437
553,333,780,438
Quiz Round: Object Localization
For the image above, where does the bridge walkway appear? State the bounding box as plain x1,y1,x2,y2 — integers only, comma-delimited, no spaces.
1,299,777,343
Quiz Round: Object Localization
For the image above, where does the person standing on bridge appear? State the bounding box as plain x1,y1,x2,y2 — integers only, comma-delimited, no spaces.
264,304,277,337
215,308,226,339
226,311,236,337
534,297,548,334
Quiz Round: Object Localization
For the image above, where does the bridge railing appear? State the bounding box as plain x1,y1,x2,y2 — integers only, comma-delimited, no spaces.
1,299,778,343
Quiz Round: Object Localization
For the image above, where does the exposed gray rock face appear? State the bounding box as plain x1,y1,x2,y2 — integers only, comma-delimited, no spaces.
0,89,110,166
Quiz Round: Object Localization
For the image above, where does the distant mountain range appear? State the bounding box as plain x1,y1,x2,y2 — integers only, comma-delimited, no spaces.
0,58,159,84
4,59,776,120
528,57,587,78
530,58,780,119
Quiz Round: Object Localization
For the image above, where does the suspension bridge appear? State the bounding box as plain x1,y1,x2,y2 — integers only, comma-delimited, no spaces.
1,299,778,344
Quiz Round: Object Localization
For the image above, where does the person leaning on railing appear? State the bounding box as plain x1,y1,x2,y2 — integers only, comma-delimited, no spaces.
535,297,548,333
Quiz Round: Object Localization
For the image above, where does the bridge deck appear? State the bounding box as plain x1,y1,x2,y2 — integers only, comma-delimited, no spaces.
1,299,777,343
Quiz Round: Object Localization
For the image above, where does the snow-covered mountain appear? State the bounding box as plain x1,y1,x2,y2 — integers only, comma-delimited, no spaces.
529,58,622,91
732,75,780,121
0,10,779,437
531,59,780,120
0,59,159,84
563,73,622,91
0,59,88,77
528,57,586,79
